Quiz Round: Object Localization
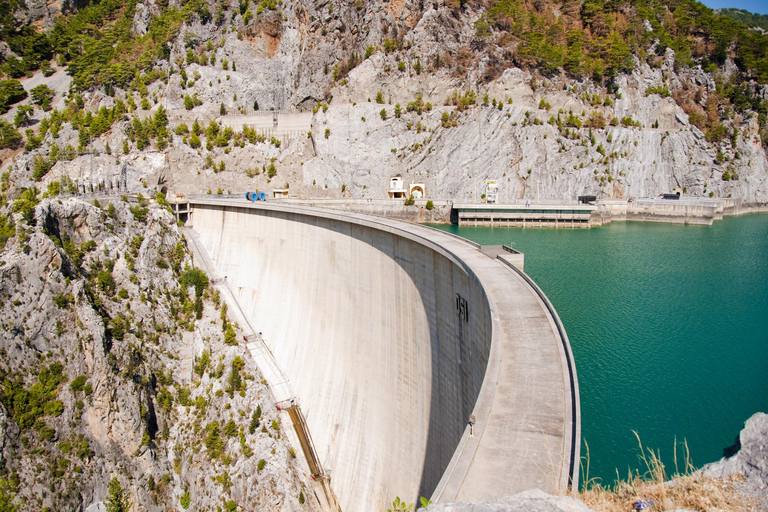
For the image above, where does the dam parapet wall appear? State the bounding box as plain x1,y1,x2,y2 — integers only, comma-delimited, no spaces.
267,197,453,223
173,195,768,229
185,199,579,512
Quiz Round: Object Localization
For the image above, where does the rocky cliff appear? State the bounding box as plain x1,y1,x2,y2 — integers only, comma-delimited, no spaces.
0,196,318,511
1,0,767,205
701,412,768,510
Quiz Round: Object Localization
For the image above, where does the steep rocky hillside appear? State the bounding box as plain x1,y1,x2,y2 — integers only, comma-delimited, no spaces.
0,0,766,204
0,194,318,511
718,8,768,32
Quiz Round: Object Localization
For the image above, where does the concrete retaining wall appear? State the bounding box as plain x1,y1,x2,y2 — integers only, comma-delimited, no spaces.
626,201,724,225
594,198,768,226
190,204,492,512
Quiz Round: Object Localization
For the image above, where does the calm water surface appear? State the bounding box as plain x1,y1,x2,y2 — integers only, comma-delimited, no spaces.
432,215,768,488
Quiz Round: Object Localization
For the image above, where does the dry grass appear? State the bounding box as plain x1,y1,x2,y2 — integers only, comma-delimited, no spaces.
579,434,754,512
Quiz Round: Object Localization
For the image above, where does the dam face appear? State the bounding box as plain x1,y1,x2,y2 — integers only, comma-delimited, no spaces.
188,200,579,512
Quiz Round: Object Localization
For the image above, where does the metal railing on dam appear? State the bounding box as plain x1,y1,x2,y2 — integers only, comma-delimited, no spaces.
183,198,580,511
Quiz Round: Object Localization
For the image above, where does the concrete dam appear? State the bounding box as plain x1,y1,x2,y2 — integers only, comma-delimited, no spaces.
184,199,580,511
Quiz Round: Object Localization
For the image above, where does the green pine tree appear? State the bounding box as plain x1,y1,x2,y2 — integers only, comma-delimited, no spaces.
105,477,131,512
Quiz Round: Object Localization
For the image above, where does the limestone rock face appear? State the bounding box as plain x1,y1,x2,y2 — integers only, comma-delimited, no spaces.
132,3,153,36
0,198,319,511
702,412,768,490
4,0,768,204
13,0,67,30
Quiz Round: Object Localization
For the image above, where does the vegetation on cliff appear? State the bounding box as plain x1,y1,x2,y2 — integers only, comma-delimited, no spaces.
718,8,768,32
469,0,768,148
2,0,767,91
0,0,765,165
474,0,768,82
0,1,763,209
0,195,316,510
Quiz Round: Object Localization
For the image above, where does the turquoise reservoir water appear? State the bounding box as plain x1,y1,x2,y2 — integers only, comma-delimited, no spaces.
432,215,768,488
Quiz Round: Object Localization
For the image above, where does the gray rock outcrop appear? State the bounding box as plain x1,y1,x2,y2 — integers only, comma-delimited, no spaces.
701,412,768,496
3,0,768,205
0,197,320,511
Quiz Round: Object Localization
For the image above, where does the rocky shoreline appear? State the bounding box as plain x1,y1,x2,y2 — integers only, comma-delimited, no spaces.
428,412,767,512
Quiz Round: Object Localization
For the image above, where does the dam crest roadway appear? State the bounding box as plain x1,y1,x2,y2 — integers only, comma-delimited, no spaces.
182,198,580,511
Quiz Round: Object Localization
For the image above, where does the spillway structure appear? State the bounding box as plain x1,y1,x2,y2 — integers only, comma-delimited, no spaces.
184,198,580,512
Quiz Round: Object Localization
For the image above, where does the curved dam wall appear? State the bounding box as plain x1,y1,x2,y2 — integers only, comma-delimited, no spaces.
188,200,579,512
